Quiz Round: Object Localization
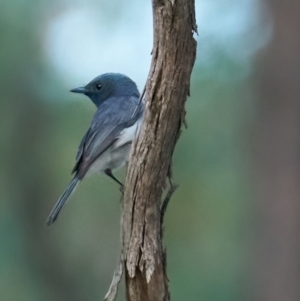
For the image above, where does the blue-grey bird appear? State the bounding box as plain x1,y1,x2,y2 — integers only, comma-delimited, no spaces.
47,73,143,226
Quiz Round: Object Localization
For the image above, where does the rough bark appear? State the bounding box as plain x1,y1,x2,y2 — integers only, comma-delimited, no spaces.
254,0,300,300
120,1,197,301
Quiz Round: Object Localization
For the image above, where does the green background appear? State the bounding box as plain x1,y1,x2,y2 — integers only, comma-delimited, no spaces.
0,1,287,300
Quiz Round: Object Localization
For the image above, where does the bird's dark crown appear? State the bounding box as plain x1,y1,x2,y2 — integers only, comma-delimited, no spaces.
71,73,139,107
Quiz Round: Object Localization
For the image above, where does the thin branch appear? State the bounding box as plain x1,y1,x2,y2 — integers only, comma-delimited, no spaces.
104,253,124,301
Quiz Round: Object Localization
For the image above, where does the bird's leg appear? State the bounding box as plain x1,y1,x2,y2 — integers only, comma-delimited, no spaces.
104,169,123,187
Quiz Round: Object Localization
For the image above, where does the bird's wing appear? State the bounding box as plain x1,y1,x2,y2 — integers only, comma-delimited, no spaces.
72,96,142,177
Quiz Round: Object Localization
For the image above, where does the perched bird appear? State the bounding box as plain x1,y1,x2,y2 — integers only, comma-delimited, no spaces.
47,73,143,226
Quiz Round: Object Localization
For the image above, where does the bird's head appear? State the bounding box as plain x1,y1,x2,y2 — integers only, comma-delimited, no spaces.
70,73,139,107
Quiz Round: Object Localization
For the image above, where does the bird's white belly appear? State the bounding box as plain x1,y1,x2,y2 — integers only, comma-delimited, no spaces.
114,118,142,148
87,143,131,176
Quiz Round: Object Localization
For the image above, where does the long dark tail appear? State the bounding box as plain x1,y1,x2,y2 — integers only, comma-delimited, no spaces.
47,177,80,226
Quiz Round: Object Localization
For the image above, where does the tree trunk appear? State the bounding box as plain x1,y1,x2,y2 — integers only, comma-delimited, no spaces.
254,0,300,300
122,1,197,301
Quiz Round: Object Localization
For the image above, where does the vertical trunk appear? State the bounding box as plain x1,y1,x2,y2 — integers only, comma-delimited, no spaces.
122,1,197,300
254,1,300,300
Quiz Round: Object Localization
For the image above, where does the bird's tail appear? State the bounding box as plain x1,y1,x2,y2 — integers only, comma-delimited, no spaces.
46,177,80,226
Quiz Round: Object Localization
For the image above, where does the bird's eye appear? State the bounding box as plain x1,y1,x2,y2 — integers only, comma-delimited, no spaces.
96,84,102,90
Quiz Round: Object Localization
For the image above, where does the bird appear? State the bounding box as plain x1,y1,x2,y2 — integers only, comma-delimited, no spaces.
46,73,143,226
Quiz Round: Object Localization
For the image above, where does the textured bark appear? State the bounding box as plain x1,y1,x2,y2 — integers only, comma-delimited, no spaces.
121,1,197,301
254,1,300,300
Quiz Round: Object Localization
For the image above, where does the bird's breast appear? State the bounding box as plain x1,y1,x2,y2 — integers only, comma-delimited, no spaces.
114,118,142,148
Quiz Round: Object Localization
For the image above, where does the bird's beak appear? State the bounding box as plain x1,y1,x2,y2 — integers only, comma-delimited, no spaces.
70,87,87,94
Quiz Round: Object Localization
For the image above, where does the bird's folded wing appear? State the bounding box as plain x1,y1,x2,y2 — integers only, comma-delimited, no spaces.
72,96,142,176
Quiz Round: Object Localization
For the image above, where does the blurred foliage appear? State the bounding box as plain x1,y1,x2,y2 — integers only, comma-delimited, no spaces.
0,1,268,301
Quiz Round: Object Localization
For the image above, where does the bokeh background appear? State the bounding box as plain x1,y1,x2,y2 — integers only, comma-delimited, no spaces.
1,0,299,300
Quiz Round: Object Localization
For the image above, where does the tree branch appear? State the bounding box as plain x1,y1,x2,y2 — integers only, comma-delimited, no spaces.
106,1,197,300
